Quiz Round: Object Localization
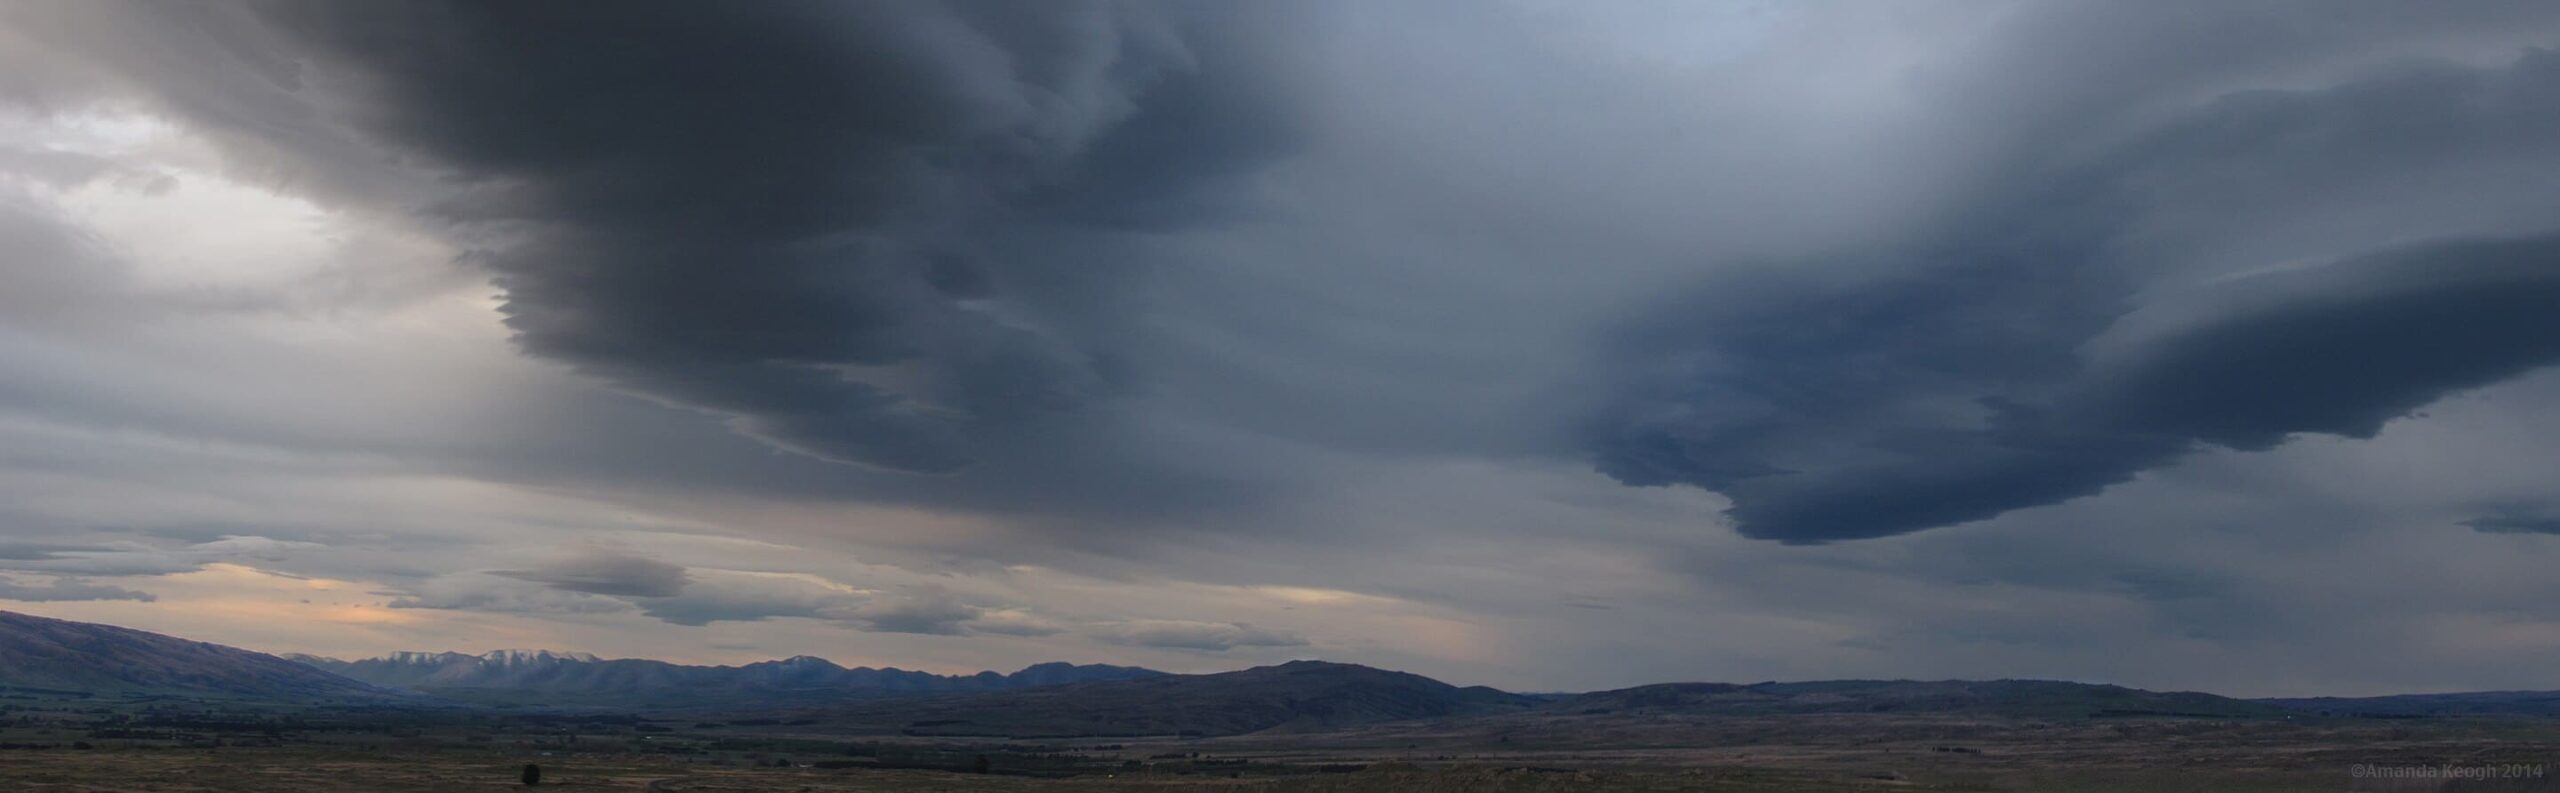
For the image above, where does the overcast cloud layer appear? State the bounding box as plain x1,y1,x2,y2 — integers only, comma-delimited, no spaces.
1,0,2559,696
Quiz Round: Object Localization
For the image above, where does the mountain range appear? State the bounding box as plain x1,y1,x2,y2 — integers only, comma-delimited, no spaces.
10,610,2560,738
285,649,1164,709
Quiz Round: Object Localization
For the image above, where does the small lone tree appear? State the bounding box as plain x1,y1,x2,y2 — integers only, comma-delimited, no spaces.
520,763,541,786
972,754,992,774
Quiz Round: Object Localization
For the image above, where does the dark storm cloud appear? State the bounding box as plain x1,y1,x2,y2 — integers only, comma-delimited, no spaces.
1594,39,2560,542
2075,235,2560,449
494,548,692,598
0,0,1322,536
244,0,1300,473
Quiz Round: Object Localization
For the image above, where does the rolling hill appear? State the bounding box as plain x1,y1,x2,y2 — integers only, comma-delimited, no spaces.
0,610,399,702
798,659,1540,738
1558,678,2292,719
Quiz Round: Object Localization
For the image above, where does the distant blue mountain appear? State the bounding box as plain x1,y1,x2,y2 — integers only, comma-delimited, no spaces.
285,649,1164,708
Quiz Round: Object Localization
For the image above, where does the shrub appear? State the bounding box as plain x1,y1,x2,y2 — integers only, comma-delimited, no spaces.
520,763,541,786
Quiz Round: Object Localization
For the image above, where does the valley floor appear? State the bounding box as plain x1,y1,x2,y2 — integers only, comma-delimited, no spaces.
1,691,2555,791
2,713,2557,793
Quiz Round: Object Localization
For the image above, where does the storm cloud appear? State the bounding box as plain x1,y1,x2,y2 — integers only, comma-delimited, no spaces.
1593,36,2560,542
239,0,1300,473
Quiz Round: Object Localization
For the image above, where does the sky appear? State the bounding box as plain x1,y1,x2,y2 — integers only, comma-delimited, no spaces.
2,0,2560,698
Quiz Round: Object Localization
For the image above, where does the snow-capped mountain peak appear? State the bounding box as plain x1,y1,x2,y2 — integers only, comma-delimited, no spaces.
478,649,601,665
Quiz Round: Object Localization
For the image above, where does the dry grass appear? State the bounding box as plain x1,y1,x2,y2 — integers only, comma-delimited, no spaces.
2,744,2555,792
2,711,2556,791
